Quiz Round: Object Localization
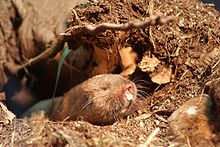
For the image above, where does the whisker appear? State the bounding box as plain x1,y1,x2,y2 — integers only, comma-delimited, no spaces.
137,89,149,96
113,111,117,122
133,79,150,85
137,93,149,99
129,104,136,112
79,99,93,112
136,85,150,91
131,77,139,83
114,110,120,122
137,92,149,99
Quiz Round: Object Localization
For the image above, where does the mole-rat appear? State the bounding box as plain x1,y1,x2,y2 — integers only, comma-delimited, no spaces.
168,84,220,147
168,94,217,146
23,74,138,125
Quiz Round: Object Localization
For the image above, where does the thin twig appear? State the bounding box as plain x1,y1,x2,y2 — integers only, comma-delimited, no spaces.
66,15,174,35
4,33,68,74
11,130,15,147
186,136,192,147
212,59,220,69
149,0,156,51
7,16,174,74
72,9,83,25
145,127,160,145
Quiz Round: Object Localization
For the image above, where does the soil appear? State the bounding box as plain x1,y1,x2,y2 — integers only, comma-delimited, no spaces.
0,0,220,146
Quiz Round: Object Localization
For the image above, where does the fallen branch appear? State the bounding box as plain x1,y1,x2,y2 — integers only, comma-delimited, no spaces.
4,33,68,74
65,15,174,35
7,15,175,74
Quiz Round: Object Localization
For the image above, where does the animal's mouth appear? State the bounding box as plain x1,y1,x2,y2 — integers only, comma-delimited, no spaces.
125,86,134,101
121,84,137,113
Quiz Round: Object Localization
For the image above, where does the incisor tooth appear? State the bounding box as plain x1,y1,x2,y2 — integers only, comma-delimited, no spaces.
125,91,133,100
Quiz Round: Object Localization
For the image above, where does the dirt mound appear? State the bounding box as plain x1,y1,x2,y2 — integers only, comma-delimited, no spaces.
0,0,220,146
68,0,220,122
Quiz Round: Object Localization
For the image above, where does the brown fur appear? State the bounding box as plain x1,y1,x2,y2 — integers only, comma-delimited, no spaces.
52,74,137,125
206,78,220,123
168,94,220,147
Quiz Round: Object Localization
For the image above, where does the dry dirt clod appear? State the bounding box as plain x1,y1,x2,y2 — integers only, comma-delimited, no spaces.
0,102,15,125
0,0,220,146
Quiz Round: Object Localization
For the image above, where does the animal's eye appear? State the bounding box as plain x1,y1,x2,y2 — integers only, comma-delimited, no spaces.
100,83,110,91
101,86,108,90
82,95,89,102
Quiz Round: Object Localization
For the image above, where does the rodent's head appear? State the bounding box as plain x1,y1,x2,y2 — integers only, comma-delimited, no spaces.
80,74,137,125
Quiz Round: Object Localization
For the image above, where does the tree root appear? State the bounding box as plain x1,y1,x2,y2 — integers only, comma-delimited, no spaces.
6,15,175,74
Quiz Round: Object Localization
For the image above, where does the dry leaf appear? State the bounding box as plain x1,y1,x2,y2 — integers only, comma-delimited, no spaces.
0,102,15,125
135,113,152,120
138,54,160,72
87,43,119,76
150,65,172,84
119,46,137,77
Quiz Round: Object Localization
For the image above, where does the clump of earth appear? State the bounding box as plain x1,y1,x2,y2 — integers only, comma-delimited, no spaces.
0,0,219,146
